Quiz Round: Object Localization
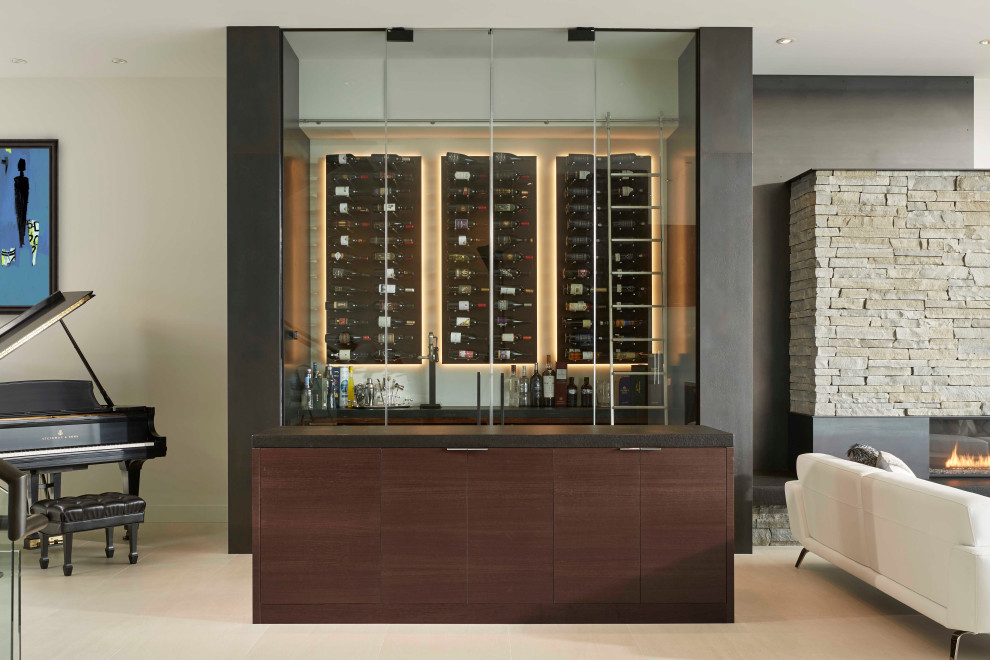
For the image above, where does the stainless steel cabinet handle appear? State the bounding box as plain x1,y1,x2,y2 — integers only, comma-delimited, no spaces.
445,448,489,451
619,447,642,451
618,447,663,451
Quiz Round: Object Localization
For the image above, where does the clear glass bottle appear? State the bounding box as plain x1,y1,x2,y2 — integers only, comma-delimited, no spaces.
519,366,529,408
300,368,313,411
507,365,519,408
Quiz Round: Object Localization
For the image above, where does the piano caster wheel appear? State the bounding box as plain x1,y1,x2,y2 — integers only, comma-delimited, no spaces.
39,558,48,570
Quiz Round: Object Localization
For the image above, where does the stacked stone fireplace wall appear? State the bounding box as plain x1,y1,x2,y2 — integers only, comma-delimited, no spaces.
790,169,990,417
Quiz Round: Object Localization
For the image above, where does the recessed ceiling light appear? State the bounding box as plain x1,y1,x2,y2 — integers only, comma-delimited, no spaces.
10,58,27,64
111,58,128,64
981,40,990,46
776,38,794,45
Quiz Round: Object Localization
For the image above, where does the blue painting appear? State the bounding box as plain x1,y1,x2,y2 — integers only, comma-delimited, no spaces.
0,141,57,311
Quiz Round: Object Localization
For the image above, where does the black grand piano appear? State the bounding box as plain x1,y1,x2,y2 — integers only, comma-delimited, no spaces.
0,291,166,506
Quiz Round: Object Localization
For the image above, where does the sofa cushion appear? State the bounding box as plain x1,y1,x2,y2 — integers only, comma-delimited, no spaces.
877,451,915,477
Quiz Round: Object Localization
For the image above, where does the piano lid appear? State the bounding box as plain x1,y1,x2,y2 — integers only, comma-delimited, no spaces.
0,291,94,361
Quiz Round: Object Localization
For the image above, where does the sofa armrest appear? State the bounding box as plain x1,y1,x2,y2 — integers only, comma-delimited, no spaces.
948,545,990,634
785,481,808,545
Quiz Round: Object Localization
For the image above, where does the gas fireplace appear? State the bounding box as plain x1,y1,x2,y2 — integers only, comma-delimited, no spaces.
930,419,990,478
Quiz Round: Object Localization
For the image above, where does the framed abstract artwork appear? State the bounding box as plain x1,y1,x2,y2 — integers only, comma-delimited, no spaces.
0,139,57,313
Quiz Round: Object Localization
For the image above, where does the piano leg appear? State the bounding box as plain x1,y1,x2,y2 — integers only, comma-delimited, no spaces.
119,459,146,496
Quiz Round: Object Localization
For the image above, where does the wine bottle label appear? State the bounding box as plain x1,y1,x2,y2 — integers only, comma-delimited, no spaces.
378,284,397,294
455,317,471,327
332,301,348,309
338,349,352,361
383,203,396,212
496,350,511,360
340,235,350,246
450,332,463,343
457,350,475,359
454,171,471,180
457,235,468,246
458,300,470,311
384,268,395,279
335,186,349,196
493,204,514,212
618,186,634,196
339,203,349,213
499,287,516,295
565,302,589,312
331,252,343,261
575,170,591,179
580,319,592,328
337,155,348,164
378,316,392,328
456,285,472,294
567,284,584,295
582,351,594,360
454,218,470,230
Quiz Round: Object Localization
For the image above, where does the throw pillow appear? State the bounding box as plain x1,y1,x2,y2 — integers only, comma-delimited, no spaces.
847,444,881,467
877,451,915,477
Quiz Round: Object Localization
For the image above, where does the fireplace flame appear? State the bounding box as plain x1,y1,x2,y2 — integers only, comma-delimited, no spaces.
945,442,990,469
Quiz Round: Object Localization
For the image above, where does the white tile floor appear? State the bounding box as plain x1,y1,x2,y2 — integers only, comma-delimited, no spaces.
20,523,990,659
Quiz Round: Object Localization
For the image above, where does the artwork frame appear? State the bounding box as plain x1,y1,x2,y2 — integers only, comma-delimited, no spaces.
0,139,58,313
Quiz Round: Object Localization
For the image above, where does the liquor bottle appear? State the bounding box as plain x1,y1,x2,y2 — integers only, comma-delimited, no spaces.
346,366,356,408
496,286,533,296
494,235,533,247
615,283,650,295
330,267,370,279
451,170,487,181
495,268,522,279
452,316,479,328
370,153,414,167
369,236,415,247
554,360,568,407
377,284,415,294
495,316,526,327
447,235,481,246
373,252,414,262
324,365,335,410
565,252,591,264
518,366,529,407
542,356,555,408
328,348,370,362
300,367,313,411
562,268,592,280
450,350,487,360
565,301,590,312
493,152,524,165
614,350,650,361
449,331,483,344
495,252,532,263
562,283,606,296
581,377,593,407
328,251,368,263
566,377,578,407
494,219,531,230
450,218,477,231
492,203,528,213
530,363,543,408
449,203,488,214
376,332,414,344
376,301,412,312
446,300,487,311
496,349,525,361
448,284,490,295
446,152,480,166
495,300,532,311
378,316,416,328
449,268,480,280
499,333,532,343
507,365,519,407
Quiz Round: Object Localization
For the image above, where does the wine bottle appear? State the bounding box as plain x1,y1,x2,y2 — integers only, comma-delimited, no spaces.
496,286,533,296
492,203,527,213
562,283,605,296
449,268,480,279
611,219,648,230
542,357,555,408
378,316,416,328
384,267,414,279
567,218,592,231
331,317,361,326
375,301,412,312
446,300,487,311
449,186,484,198
496,349,524,360
329,285,363,297
495,268,522,279
494,235,533,247
493,187,530,197
530,363,543,408
493,152,524,165
446,152,480,166
566,348,597,361
453,316,479,327
369,236,415,247
447,235,480,246
565,236,594,247
563,318,608,329
614,319,646,328
507,365,519,407
565,252,591,264
495,316,526,327
450,218,476,231
613,185,638,198
377,283,415,294
448,254,473,264
614,350,650,361
613,251,648,262
449,331,483,344
449,203,488,214
330,171,409,182
448,285,490,295
452,170,487,181
372,221,416,234
494,219,530,230
328,251,369,263
330,154,359,166
495,300,532,311
494,172,532,184
495,252,532,263
567,377,578,407
370,153,414,167
562,268,592,279
563,333,608,346
565,186,593,198
499,333,532,343
610,153,640,167
327,348,369,362
336,332,371,345
332,185,408,198
373,252,415,262
615,283,650,295
451,349,487,360
376,332,414,344
565,301,590,312
330,300,357,311
330,267,370,279
373,348,417,361
519,366,529,407
566,169,593,182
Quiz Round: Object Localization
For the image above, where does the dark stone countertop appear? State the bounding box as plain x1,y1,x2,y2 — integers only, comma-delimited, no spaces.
252,424,733,449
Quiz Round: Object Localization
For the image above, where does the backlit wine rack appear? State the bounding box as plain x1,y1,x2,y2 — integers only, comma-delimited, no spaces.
440,152,538,365
324,154,422,365
555,153,653,365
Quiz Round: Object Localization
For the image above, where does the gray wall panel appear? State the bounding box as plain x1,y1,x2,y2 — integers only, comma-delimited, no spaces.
753,75,974,476
698,27,754,553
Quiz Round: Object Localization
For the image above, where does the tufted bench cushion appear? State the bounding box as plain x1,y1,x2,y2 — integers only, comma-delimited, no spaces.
32,492,145,533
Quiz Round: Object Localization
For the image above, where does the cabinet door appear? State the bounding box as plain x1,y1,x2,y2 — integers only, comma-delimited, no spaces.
641,448,728,603
381,449,468,603
553,448,640,603
259,448,381,604
468,449,553,603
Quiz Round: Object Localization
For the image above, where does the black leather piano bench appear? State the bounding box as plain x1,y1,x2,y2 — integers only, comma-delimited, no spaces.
30,493,145,576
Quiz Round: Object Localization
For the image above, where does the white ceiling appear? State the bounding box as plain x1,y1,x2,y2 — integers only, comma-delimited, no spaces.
3,0,990,79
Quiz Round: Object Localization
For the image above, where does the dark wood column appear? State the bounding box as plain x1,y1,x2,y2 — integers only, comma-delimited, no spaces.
698,27,754,553
228,26,283,553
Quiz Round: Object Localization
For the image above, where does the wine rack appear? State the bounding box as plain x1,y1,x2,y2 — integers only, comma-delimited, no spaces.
324,154,422,365
556,153,653,365
440,152,538,365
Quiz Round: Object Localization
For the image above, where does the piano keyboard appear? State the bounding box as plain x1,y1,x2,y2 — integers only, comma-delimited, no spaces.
0,441,155,460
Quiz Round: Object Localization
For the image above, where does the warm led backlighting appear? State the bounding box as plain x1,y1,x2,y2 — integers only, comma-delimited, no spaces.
776,38,794,45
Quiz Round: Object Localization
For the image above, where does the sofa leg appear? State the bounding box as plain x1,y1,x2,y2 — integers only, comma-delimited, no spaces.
950,631,974,660
795,547,809,569
105,526,115,558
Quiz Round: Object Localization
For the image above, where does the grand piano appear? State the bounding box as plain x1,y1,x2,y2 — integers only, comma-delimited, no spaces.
0,291,166,505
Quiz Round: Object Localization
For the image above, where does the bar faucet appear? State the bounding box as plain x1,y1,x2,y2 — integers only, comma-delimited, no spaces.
418,332,441,409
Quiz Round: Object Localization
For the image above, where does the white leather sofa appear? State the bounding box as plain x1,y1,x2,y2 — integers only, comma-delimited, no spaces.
786,453,990,659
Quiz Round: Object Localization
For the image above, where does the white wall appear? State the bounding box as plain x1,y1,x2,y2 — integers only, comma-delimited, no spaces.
977,78,990,168
0,78,227,522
